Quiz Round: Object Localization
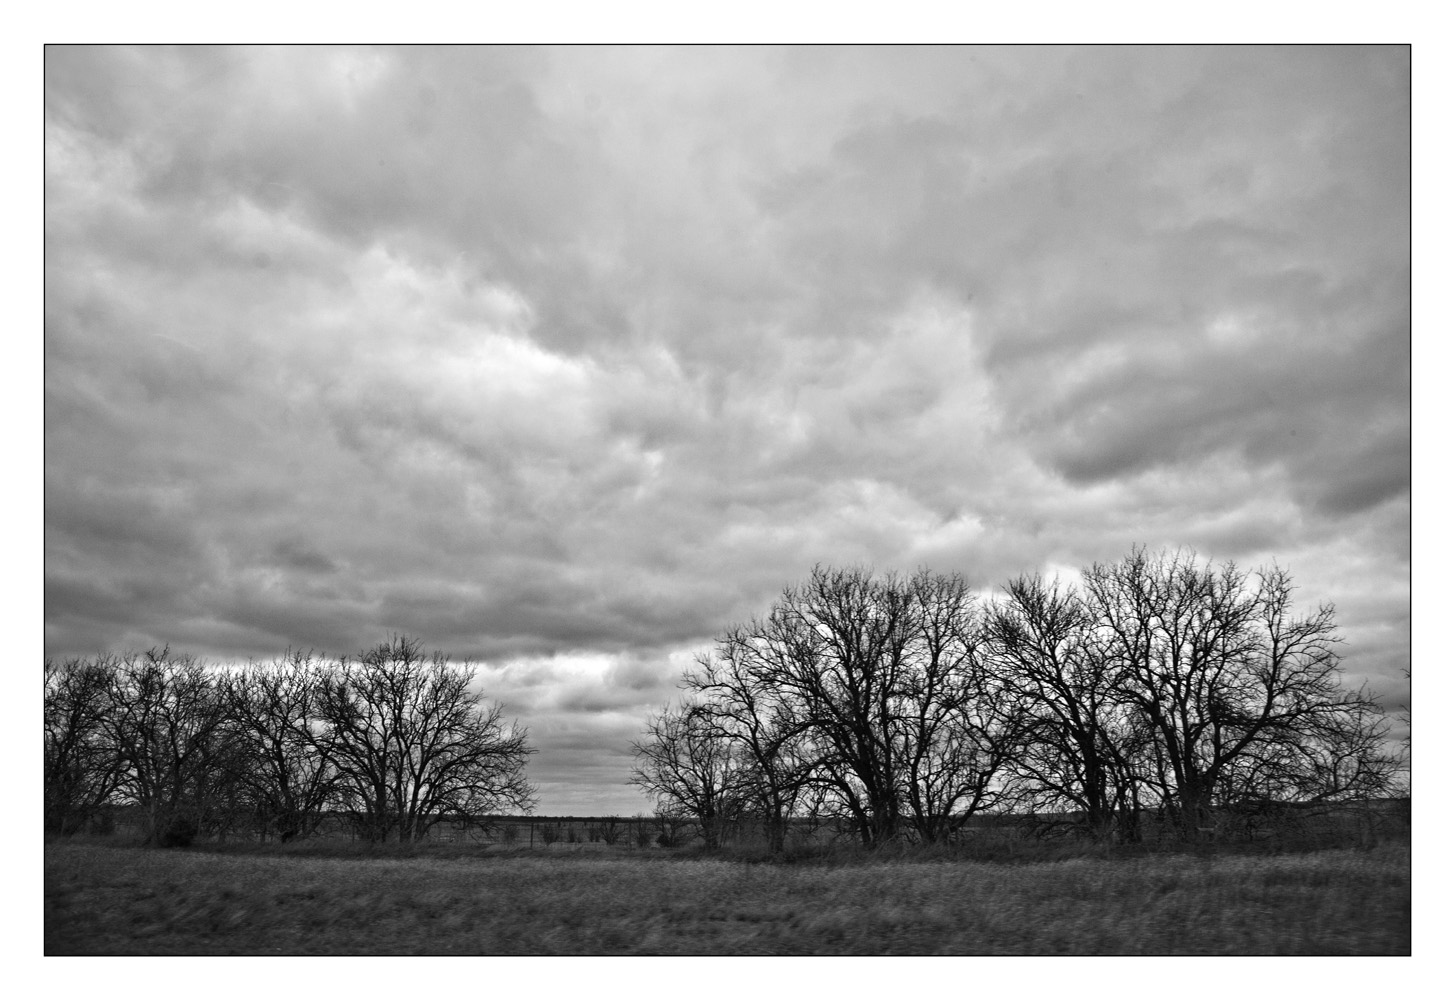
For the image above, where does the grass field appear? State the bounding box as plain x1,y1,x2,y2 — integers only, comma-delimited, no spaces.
44,841,1410,955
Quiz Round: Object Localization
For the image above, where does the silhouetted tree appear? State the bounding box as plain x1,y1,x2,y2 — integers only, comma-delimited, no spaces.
315,636,535,842
44,656,125,835
100,648,242,845
222,650,341,842
1397,665,1411,786
985,574,1147,841
630,701,747,849
898,569,1024,843
1083,548,1392,839
687,623,821,853
664,566,1021,848
766,566,917,846
1282,692,1403,804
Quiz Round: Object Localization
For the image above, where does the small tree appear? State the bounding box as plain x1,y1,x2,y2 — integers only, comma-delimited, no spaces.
688,623,821,854
1396,665,1411,790
630,702,746,849
634,815,654,848
1283,693,1403,804
653,809,693,848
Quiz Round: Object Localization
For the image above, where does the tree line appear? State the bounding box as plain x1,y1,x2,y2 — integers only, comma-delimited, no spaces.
44,635,535,845
631,547,1404,851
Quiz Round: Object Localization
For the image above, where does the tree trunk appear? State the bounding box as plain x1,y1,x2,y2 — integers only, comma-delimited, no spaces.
765,812,786,854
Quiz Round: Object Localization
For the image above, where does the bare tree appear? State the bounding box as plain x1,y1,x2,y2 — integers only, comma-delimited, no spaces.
673,566,1020,849
222,650,341,842
1082,548,1391,839
44,656,125,835
592,816,624,845
1396,665,1411,786
1284,691,1403,804
315,636,536,843
688,622,821,853
769,565,919,847
898,569,1023,844
100,648,243,845
630,701,746,849
652,808,695,848
985,574,1148,842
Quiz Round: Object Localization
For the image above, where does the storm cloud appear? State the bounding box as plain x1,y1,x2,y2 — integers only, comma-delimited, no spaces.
45,46,1410,813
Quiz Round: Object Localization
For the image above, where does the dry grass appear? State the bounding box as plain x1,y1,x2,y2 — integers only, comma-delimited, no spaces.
45,841,1409,955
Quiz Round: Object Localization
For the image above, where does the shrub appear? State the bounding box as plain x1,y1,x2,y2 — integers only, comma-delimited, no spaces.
158,814,199,848
88,809,116,837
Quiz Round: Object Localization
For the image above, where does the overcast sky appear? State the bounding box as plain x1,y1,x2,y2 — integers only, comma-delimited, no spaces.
44,45,1409,815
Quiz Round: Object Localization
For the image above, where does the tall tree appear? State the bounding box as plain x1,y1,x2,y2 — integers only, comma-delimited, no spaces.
985,574,1147,841
44,656,125,835
773,566,917,846
314,636,535,842
665,566,1020,848
222,650,341,842
101,648,241,845
897,569,1023,844
1083,548,1387,838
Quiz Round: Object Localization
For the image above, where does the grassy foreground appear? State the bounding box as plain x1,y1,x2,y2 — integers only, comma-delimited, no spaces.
45,841,1410,955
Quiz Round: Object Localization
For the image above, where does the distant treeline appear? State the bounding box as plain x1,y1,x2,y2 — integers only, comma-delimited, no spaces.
44,635,535,845
630,546,1407,851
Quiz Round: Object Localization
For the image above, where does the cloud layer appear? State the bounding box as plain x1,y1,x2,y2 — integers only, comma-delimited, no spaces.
45,46,1410,812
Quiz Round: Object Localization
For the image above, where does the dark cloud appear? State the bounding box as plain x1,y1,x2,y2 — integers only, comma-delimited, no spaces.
44,46,1409,813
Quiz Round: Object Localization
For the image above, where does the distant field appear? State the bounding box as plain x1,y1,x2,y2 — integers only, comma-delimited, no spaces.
45,841,1409,955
